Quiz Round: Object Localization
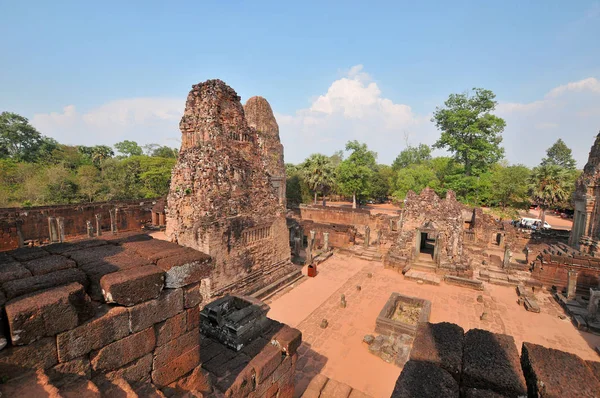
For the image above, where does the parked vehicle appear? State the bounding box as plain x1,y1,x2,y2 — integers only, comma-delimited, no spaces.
518,217,551,230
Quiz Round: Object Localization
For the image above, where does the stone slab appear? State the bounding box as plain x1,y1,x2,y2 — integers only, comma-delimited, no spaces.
2,268,88,300
391,360,459,398
22,255,76,276
409,322,464,381
100,265,164,306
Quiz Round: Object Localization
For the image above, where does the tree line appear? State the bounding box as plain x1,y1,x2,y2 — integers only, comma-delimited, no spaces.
0,112,178,207
286,89,581,224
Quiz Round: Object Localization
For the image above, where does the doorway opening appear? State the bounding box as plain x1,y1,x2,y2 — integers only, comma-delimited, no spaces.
419,232,436,260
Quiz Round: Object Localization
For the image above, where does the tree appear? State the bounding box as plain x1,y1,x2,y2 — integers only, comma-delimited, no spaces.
371,164,393,201
490,164,531,209
77,165,101,202
529,164,571,226
392,144,431,171
78,145,114,166
114,140,143,157
392,164,439,201
0,112,54,162
300,154,336,205
432,88,505,176
337,141,377,208
151,146,178,158
541,139,577,170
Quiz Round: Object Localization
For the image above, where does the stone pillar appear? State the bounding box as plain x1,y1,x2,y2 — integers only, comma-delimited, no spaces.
152,212,158,226
306,237,313,264
323,232,330,251
86,221,94,237
364,226,370,248
109,208,118,234
16,220,24,248
293,237,302,257
567,270,578,299
377,229,382,245
48,217,59,243
588,288,600,322
95,214,102,237
502,245,511,270
57,217,65,243
159,212,166,226
498,233,505,248
309,230,316,248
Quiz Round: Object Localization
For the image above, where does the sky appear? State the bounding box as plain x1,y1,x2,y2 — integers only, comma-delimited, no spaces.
1,1,599,167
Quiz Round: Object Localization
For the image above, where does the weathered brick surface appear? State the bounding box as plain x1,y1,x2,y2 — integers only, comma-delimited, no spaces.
2,268,88,300
154,328,201,370
168,365,213,394
152,343,202,387
90,327,156,371
5,282,94,345
521,342,600,397
183,282,201,308
122,239,190,261
105,353,153,383
0,337,58,379
128,287,183,333
320,378,353,398
0,369,61,397
9,246,49,262
186,305,200,331
156,251,213,288
100,265,164,306
57,306,130,362
47,357,91,387
0,261,32,284
155,311,187,346
23,255,76,276
464,388,509,398
303,374,329,397
409,321,464,381
272,325,302,356
391,360,459,398
249,343,283,384
462,329,526,397
587,360,600,382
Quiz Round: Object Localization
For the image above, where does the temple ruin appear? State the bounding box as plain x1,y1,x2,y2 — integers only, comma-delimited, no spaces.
165,80,296,298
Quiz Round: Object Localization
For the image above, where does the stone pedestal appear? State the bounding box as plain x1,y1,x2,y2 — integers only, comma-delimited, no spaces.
567,270,578,299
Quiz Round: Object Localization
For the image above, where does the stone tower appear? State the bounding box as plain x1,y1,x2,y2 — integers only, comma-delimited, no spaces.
166,80,293,295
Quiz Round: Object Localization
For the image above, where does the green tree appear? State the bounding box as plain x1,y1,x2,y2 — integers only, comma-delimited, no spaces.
285,163,312,206
432,88,506,176
300,154,336,205
337,141,377,208
78,145,114,165
371,164,393,201
392,144,431,171
529,164,571,226
541,139,577,170
490,164,531,209
114,140,143,157
0,112,56,162
77,165,101,202
151,146,178,158
392,164,439,201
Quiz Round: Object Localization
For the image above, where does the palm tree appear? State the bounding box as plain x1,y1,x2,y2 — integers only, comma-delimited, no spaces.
300,154,336,206
529,164,571,226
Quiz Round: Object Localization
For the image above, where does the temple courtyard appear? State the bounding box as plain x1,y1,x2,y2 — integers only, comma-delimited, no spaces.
266,254,600,398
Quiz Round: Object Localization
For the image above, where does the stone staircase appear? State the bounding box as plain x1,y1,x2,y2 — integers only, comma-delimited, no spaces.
336,245,386,262
251,268,305,302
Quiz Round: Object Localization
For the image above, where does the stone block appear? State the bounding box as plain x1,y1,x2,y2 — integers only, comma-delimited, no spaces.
105,353,153,383
586,360,600,382
0,337,58,380
409,322,464,381
9,246,48,262
464,388,508,398
184,282,201,308
152,345,201,387
23,255,76,276
271,354,293,383
524,297,540,313
521,342,600,397
156,251,213,288
203,348,246,378
128,288,184,333
155,311,188,346
222,364,255,398
0,370,61,397
0,261,32,284
59,379,101,397
167,365,213,394
5,282,94,345
67,244,123,266
271,325,302,356
462,329,526,397
2,268,88,300
303,374,329,397
100,265,164,306
90,327,156,371
57,306,130,362
186,305,200,331
391,360,459,398
320,378,352,398
249,343,283,384
93,375,138,397
47,357,91,387
154,328,201,370
122,238,189,260
43,239,107,255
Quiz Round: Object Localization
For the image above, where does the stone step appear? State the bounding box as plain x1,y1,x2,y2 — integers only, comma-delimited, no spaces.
404,270,441,285
93,375,139,397
59,378,102,398
131,381,167,398
251,269,304,301
411,261,437,272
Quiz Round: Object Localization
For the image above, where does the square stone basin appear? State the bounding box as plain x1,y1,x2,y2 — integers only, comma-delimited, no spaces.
375,293,431,336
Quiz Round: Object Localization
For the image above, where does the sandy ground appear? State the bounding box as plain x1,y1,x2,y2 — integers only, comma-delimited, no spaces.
267,255,600,398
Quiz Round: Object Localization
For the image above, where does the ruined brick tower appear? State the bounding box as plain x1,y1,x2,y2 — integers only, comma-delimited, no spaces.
166,80,293,296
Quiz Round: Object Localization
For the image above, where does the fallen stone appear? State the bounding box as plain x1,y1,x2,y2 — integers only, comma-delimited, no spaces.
409,322,464,382
524,297,540,313
0,261,32,284
320,319,328,329
100,265,164,306
391,360,459,398
363,335,374,345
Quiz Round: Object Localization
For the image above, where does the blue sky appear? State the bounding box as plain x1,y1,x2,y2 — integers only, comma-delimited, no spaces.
1,1,599,167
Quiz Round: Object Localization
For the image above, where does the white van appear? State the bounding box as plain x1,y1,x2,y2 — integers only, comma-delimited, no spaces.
519,218,551,230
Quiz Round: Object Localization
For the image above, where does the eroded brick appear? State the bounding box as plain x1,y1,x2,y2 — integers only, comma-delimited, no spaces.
153,328,201,370
2,268,88,300
155,311,187,347
23,255,76,276
100,265,164,306
0,337,58,380
183,282,201,308
128,288,183,333
90,327,156,371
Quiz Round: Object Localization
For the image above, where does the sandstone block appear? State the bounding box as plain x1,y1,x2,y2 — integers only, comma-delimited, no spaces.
57,306,130,362
5,282,94,345
105,353,153,383
43,239,107,255
47,356,91,387
320,378,352,398
153,328,201,369
155,311,187,346
249,343,283,384
168,365,213,394
464,388,508,398
128,288,183,333
23,255,76,276
90,327,156,371
184,282,201,308
0,261,32,284
123,238,190,261
100,265,164,306
152,345,201,387
409,322,464,381
271,325,302,356
59,379,101,398
156,251,212,288
9,246,48,262
2,268,88,300
186,305,200,331
391,360,459,398
462,329,526,397
521,341,600,397
271,354,293,384
0,337,58,380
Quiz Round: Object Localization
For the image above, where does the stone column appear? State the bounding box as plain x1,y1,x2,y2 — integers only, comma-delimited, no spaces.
306,233,314,265
293,237,302,257
567,270,578,299
309,230,316,248
57,217,65,243
159,212,166,226
498,233,505,248
48,217,59,243
16,220,24,248
323,232,330,251
86,221,94,238
151,212,158,226
502,245,511,270
109,208,118,234
377,229,382,245
364,226,370,248
95,214,102,237
588,289,600,322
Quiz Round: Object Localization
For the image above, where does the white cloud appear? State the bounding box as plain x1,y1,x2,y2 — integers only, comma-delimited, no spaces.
545,77,600,98
32,98,184,148
278,65,434,164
